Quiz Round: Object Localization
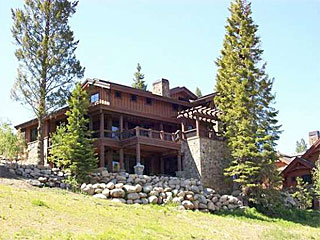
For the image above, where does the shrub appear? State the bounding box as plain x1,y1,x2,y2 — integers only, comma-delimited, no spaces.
0,122,26,160
291,177,313,210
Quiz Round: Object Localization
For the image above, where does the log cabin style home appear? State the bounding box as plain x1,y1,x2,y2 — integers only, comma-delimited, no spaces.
282,131,320,188
15,78,230,191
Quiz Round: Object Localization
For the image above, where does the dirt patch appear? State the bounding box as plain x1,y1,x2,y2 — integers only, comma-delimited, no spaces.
0,166,32,189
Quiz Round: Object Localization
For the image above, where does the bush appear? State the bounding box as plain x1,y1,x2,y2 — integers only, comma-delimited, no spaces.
291,177,313,210
0,122,26,160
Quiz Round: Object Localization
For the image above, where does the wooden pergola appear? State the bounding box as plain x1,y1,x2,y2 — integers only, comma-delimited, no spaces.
177,105,221,138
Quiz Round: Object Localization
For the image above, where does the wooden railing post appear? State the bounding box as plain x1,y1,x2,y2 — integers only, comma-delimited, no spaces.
136,126,140,137
148,129,152,138
160,130,164,140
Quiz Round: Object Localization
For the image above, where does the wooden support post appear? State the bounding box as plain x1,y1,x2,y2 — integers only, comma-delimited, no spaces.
100,145,105,168
119,148,124,171
160,157,164,174
119,115,123,139
177,152,182,172
196,117,200,137
107,149,113,172
136,143,141,165
136,126,140,137
100,112,104,138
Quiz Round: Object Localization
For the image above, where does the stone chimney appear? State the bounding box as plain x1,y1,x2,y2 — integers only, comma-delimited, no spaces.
309,131,320,146
152,78,170,97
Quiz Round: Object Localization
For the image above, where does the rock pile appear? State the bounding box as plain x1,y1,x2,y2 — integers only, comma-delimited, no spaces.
81,171,244,212
0,159,69,188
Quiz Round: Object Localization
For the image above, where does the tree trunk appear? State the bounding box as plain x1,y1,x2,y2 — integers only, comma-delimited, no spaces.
37,115,45,166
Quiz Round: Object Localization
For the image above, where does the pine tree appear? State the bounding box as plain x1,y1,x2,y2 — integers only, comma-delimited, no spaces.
214,0,281,201
312,160,320,196
296,138,307,153
132,63,147,90
49,83,98,183
195,87,202,98
11,0,84,165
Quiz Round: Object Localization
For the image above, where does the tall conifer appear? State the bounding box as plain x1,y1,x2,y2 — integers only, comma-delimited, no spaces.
49,83,97,183
132,63,147,90
214,0,281,201
11,0,84,165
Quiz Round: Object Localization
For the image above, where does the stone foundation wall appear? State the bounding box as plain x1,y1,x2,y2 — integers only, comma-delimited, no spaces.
182,137,231,193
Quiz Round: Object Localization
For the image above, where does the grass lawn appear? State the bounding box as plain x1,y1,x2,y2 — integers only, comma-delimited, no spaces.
0,183,319,240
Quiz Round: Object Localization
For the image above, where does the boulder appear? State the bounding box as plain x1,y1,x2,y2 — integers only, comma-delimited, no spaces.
148,196,158,204
93,194,107,199
127,193,140,200
102,188,110,197
106,182,115,190
110,189,125,198
143,185,153,193
111,198,126,204
182,200,194,210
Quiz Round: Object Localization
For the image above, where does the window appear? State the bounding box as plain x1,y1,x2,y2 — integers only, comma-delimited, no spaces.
146,97,152,105
131,94,137,102
115,91,122,98
90,93,99,103
30,127,38,142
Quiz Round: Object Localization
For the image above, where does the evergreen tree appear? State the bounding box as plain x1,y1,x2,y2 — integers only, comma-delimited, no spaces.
195,87,202,98
11,0,84,165
312,160,320,196
132,63,147,90
214,0,281,201
295,138,307,153
49,83,98,183
292,177,313,209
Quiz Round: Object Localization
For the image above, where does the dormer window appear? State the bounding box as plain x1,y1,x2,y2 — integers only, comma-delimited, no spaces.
131,94,137,102
90,93,99,103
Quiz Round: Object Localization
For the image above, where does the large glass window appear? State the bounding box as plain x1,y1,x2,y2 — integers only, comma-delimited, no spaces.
90,93,99,103
30,127,38,142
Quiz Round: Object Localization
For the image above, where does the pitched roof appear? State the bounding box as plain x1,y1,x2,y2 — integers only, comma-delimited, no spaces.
281,156,315,175
301,138,320,159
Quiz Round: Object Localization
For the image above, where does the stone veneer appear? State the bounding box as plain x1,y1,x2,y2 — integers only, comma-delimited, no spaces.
182,136,231,193
152,78,170,97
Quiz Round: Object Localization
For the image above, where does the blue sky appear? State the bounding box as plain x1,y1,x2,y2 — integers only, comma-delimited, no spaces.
0,0,319,154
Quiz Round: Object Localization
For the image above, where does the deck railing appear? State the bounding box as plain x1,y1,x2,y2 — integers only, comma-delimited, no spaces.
93,127,181,142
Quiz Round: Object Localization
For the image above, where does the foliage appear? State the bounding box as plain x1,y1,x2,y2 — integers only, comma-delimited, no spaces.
0,122,26,160
214,0,282,203
11,0,84,165
295,138,307,153
195,87,202,98
132,63,147,90
49,83,98,183
312,160,320,196
291,177,313,210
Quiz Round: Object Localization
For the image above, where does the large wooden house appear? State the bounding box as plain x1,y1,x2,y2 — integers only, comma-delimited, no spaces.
282,131,320,187
15,78,230,190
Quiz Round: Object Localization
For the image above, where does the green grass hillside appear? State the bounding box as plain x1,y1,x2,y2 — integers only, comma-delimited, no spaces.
0,183,319,240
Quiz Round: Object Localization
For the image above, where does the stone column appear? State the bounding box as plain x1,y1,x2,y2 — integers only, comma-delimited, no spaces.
196,117,200,137
177,152,182,171
100,145,105,168
100,112,104,138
